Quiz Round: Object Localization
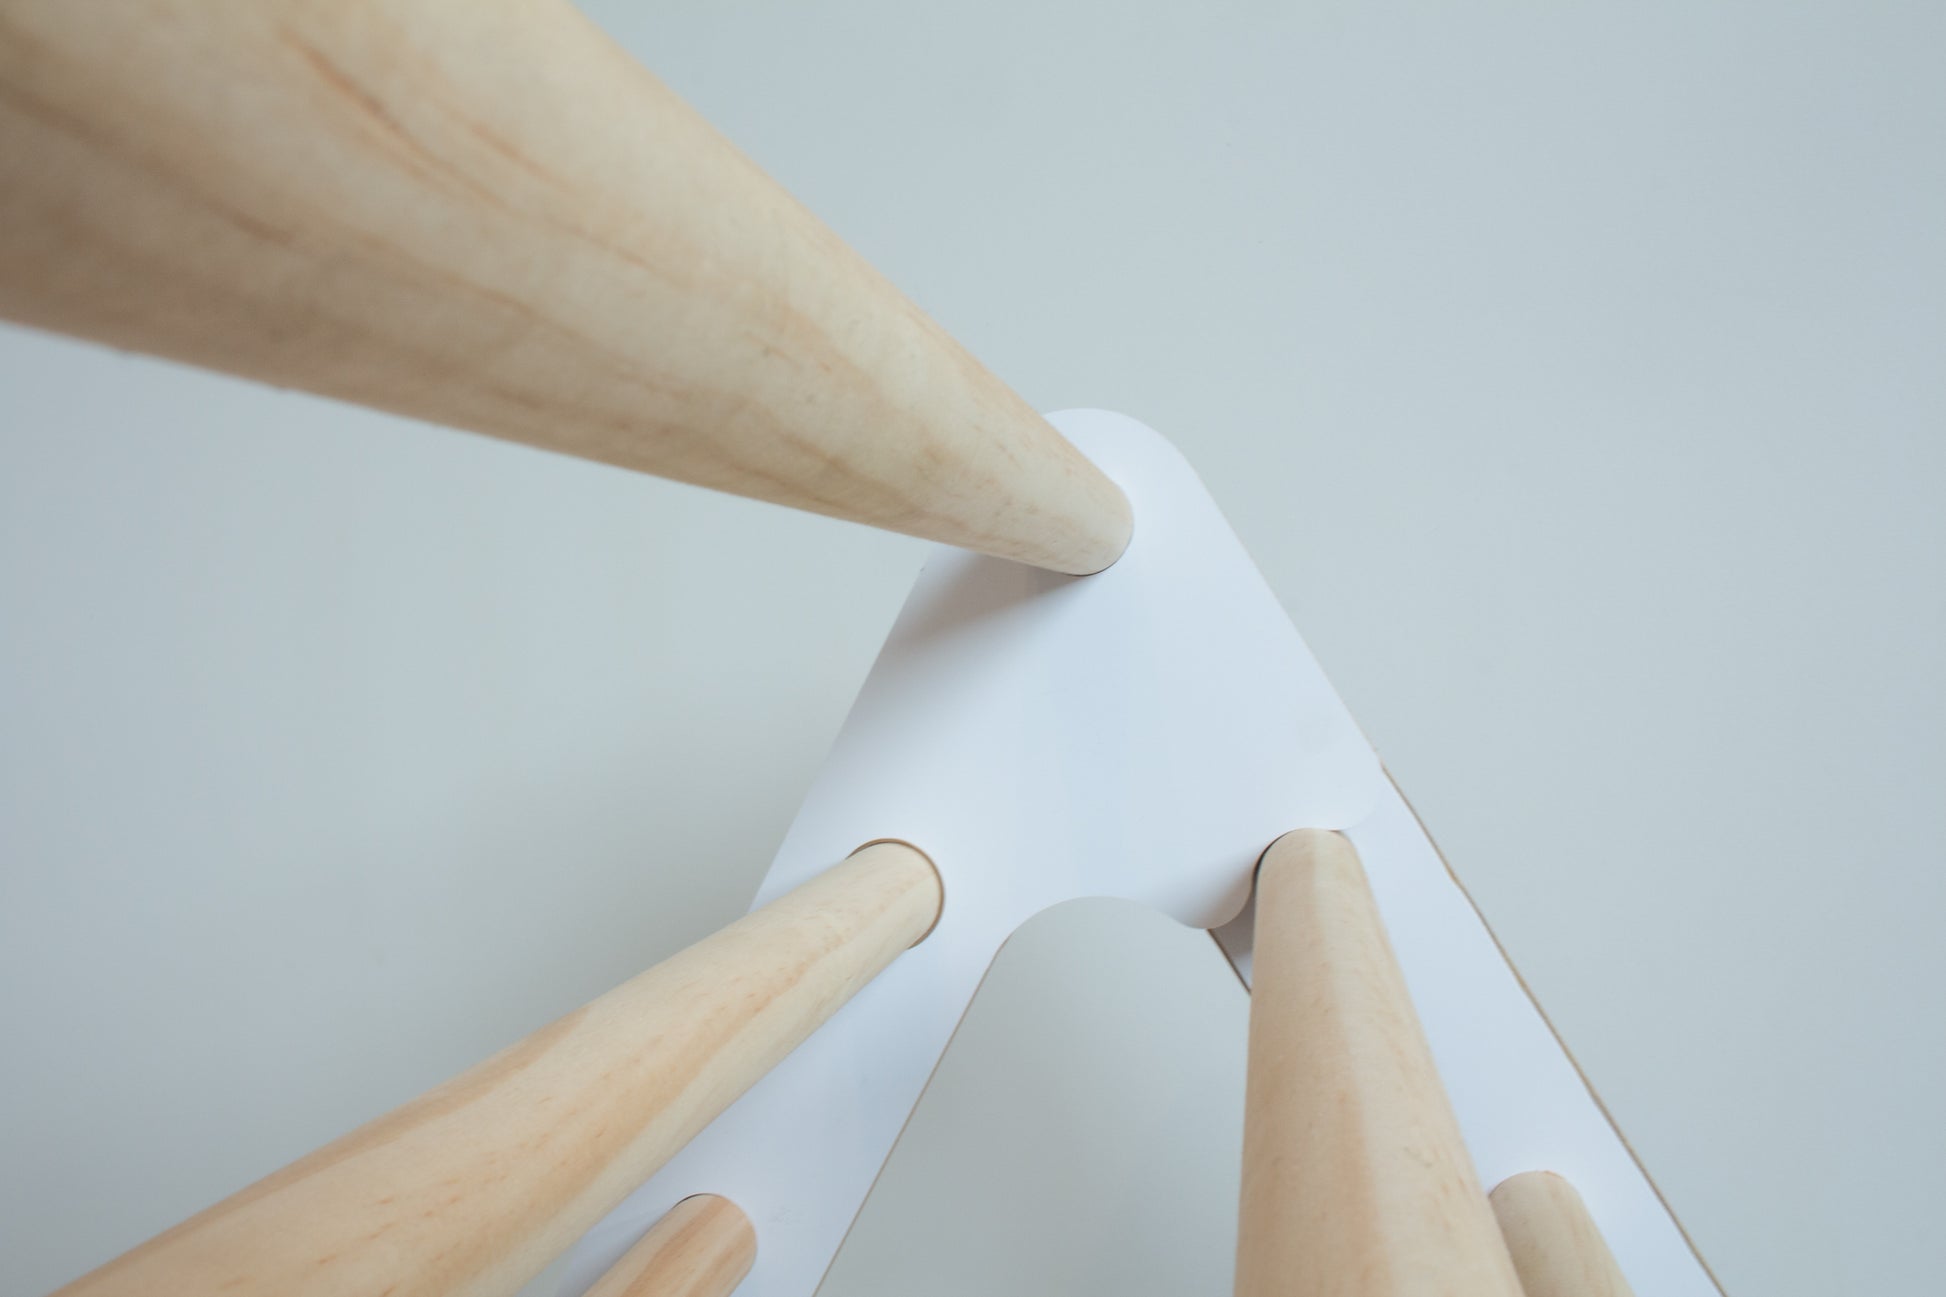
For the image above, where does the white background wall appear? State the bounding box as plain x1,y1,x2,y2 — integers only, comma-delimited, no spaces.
3,2,1941,1295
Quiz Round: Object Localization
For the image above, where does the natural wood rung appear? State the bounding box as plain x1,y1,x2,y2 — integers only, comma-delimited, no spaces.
1490,1170,1638,1297
584,1194,756,1297
52,842,940,1297
1234,828,1523,1297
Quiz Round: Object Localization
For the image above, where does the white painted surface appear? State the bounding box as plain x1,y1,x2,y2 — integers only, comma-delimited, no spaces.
559,412,1714,1297
554,409,1381,1295
3,3,1942,1296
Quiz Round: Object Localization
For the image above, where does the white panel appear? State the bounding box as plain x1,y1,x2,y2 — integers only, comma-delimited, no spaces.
558,411,1714,1297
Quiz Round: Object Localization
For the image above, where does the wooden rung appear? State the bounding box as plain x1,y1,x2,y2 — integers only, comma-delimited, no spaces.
0,2,1131,574
1234,829,1523,1297
1490,1171,1638,1297
585,1195,756,1297
53,842,940,1297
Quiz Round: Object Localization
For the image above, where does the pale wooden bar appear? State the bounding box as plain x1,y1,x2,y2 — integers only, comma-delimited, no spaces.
0,0,1131,573
1491,1171,1638,1297
1234,829,1523,1297
585,1195,757,1297
53,843,940,1297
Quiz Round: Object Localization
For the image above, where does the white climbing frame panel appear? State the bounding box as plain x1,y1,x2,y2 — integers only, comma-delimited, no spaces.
557,410,1721,1297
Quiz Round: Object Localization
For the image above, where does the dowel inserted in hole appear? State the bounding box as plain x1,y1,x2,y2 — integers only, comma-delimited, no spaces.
54,842,940,1297
1235,829,1523,1297
0,1,1132,573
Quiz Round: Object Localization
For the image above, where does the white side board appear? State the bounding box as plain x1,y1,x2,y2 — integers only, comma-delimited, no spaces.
556,410,1719,1297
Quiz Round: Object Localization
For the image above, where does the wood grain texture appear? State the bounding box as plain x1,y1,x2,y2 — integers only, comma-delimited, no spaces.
0,0,1131,573
584,1195,755,1297
1491,1171,1638,1297
1235,829,1523,1297
53,842,941,1297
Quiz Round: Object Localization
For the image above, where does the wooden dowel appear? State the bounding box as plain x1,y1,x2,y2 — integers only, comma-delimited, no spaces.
1490,1171,1637,1297
0,1,1131,574
1235,829,1523,1297
53,842,941,1297
585,1195,756,1297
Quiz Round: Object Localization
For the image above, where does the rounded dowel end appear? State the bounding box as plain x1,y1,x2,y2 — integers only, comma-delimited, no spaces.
584,1195,756,1297
49,846,938,1297
1236,829,1523,1297
0,1,1132,574
1490,1171,1637,1297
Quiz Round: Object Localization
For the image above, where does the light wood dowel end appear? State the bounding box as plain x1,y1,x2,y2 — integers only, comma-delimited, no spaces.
584,1195,756,1297
1235,828,1522,1297
52,842,940,1297
1490,1171,1637,1297
0,0,1131,573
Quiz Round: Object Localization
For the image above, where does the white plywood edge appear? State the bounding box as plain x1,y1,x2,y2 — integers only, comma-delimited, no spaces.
555,410,1722,1297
